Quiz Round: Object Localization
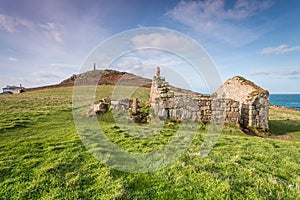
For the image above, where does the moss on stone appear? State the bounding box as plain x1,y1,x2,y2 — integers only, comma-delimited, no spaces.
232,76,269,95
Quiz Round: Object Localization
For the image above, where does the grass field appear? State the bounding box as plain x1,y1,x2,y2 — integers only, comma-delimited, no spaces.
0,86,299,199
269,106,300,141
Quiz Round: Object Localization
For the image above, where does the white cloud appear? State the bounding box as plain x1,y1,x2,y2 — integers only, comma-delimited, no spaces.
260,44,300,54
39,22,63,43
0,13,63,43
32,71,62,79
131,32,196,53
227,0,274,20
8,57,18,62
0,13,33,32
113,55,143,70
166,0,274,45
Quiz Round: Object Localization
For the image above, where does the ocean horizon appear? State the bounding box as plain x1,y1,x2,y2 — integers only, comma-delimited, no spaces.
270,94,300,110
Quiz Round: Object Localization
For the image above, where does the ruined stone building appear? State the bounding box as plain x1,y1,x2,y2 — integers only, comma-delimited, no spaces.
150,67,269,129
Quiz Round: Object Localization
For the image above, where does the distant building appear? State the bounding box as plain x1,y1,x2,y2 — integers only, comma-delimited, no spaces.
2,85,26,94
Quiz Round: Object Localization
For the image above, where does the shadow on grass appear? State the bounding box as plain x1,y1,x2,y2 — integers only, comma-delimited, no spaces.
269,120,300,135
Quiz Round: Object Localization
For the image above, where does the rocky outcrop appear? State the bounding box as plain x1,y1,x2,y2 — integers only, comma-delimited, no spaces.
28,69,152,91
67,69,151,87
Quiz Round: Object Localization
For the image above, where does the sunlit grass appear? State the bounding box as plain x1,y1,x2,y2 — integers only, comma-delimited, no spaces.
0,87,299,199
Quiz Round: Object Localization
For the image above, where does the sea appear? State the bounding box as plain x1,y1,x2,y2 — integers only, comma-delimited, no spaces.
270,94,300,110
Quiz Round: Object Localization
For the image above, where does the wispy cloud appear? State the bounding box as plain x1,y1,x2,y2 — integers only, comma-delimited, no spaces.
39,22,63,43
226,0,274,20
131,32,202,53
249,71,271,76
281,70,300,76
0,13,33,32
8,57,18,62
250,68,300,79
131,32,195,53
166,0,274,45
0,13,63,43
49,63,78,69
113,55,143,70
260,44,300,54
32,71,62,79
0,71,62,88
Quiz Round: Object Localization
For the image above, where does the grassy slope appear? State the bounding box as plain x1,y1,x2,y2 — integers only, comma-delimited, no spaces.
0,87,299,199
269,106,300,141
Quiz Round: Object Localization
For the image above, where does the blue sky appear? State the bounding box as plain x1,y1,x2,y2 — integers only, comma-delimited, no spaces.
0,0,299,93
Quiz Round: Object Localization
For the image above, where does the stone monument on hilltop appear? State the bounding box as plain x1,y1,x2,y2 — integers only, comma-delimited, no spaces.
93,63,96,72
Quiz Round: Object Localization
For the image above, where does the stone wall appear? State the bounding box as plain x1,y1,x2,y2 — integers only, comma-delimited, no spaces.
152,93,204,122
211,98,240,125
150,67,269,129
248,92,269,128
93,98,132,114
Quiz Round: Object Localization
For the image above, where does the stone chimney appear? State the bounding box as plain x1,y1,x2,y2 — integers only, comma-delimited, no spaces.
93,63,96,71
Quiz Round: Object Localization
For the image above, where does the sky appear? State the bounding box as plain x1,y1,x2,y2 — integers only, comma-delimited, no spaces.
0,0,300,93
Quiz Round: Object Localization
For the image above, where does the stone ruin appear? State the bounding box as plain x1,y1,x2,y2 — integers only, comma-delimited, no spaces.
93,98,133,114
93,67,269,130
150,67,269,129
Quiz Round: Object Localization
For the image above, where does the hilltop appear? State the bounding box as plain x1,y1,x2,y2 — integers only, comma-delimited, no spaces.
27,69,152,91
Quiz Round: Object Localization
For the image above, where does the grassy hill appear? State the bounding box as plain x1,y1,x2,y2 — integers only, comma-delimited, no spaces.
0,87,299,199
27,69,152,91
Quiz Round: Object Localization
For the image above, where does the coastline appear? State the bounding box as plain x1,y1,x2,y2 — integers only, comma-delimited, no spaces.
269,104,300,112
269,94,300,110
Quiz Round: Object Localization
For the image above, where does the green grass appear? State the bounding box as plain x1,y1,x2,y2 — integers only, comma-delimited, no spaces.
269,107,300,141
95,85,150,102
0,86,299,199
